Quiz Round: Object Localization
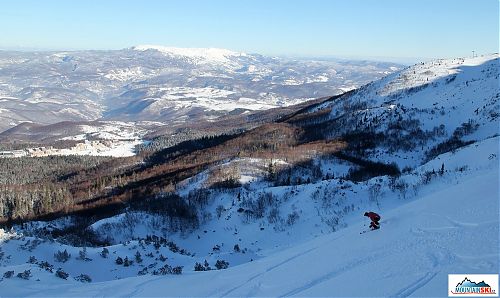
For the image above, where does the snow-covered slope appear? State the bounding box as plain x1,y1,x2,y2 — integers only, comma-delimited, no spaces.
305,54,499,168
0,54,497,296
0,137,497,296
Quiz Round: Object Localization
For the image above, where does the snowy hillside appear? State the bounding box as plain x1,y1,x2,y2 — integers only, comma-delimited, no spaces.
305,54,499,168
1,137,497,296
0,54,498,296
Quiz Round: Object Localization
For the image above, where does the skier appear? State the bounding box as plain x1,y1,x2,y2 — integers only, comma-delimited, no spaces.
364,211,381,230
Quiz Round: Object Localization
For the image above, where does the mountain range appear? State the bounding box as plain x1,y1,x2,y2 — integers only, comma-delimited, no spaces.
0,46,402,133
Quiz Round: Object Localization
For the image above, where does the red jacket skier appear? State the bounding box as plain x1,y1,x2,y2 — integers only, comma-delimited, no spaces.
364,211,381,230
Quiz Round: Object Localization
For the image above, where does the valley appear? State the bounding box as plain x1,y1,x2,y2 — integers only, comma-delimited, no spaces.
0,47,401,133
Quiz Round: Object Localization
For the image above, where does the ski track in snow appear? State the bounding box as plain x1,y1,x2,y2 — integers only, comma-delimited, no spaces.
281,250,391,297
390,270,439,298
389,251,442,297
126,276,165,297
218,246,319,297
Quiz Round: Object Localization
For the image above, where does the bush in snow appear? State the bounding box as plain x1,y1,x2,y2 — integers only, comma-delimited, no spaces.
172,266,183,275
100,247,109,258
194,262,205,271
286,211,300,226
254,192,275,218
77,247,92,261
115,256,123,265
421,170,437,185
54,249,71,263
453,119,479,138
241,192,275,220
166,240,189,255
233,244,240,253
402,166,413,174
38,261,54,273
74,274,92,283
325,216,342,232
194,259,212,271
154,264,164,275
123,256,133,267
439,163,445,176
55,268,69,280
135,251,142,264
392,179,409,200
216,205,225,219
204,260,211,271
28,256,37,264
215,260,229,270
267,207,280,224
138,267,148,276
3,270,14,279
153,264,183,275
144,236,192,256
17,270,32,280
20,239,43,252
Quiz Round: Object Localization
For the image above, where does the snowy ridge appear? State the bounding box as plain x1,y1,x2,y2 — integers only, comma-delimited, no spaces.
379,54,498,97
305,54,500,169
132,45,246,65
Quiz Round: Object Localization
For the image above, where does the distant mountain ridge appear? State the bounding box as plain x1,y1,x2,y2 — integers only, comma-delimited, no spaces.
131,45,246,65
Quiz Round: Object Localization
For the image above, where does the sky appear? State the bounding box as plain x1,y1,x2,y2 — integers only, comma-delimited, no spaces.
0,0,498,61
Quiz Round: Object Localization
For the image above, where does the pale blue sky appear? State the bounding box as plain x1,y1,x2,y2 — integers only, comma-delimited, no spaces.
0,0,498,60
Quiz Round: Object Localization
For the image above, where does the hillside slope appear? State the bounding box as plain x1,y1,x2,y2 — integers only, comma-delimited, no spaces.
0,137,497,296
0,54,498,296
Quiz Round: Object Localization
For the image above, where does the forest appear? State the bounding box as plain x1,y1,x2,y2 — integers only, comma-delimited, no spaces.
0,93,408,227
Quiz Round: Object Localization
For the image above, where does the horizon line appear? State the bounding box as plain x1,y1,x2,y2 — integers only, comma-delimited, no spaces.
1,44,488,65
